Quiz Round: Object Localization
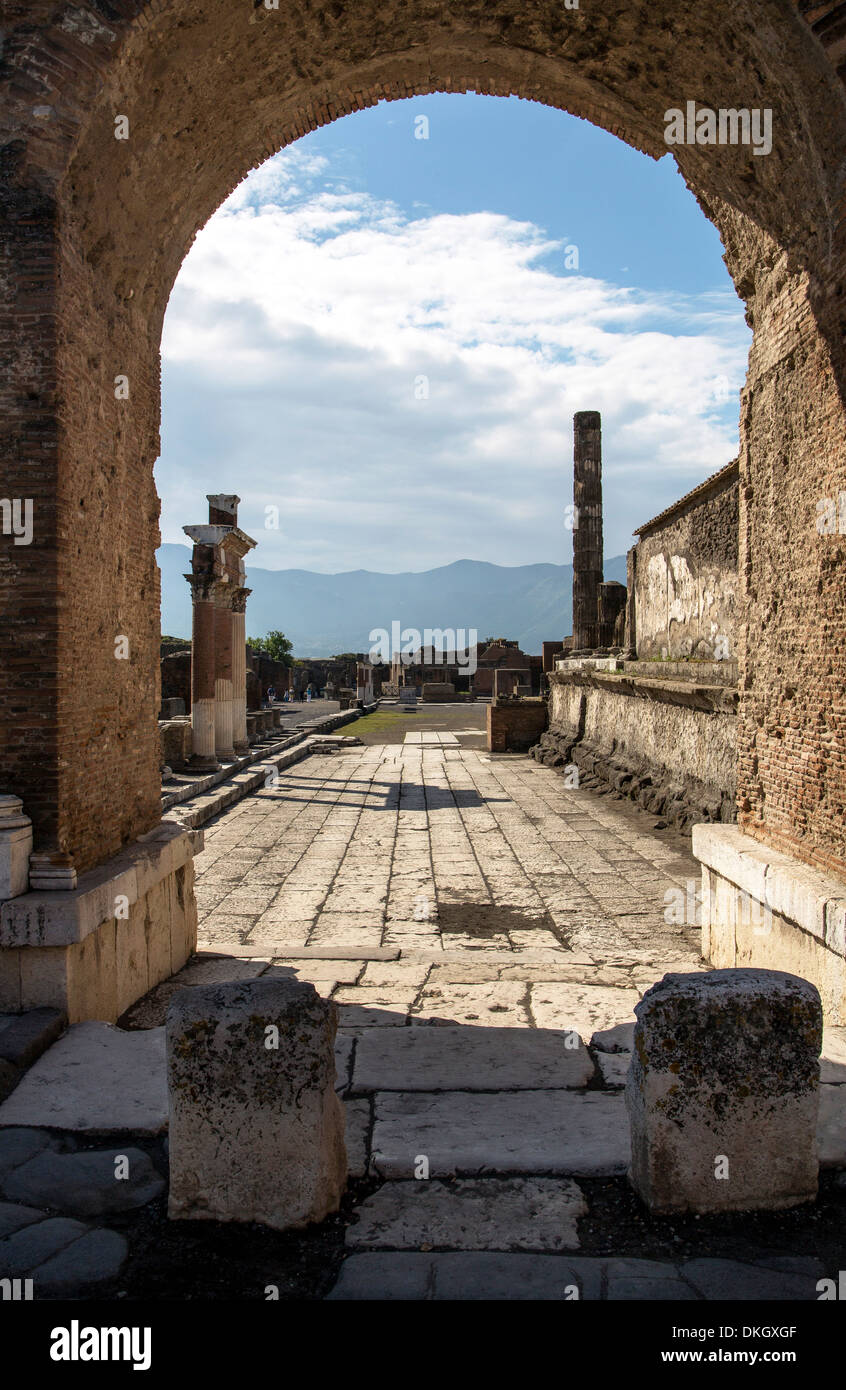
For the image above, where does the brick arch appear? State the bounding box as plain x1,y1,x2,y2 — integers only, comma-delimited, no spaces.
3,0,846,881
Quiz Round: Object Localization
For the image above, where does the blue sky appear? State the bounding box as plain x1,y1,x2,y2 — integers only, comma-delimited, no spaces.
157,93,750,571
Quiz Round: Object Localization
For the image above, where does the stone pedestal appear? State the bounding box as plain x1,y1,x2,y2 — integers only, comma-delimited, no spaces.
626,968,822,1214
167,978,346,1230
0,797,33,900
1,823,200,1022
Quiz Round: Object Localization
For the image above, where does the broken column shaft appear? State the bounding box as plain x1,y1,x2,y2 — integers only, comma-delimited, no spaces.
572,410,603,652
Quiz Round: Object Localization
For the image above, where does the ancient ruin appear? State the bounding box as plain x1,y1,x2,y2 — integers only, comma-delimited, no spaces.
1,0,846,1325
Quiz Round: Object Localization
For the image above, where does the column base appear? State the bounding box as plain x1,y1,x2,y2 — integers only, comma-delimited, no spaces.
0,823,201,1023
29,853,77,892
693,823,846,1024
215,749,237,763
233,740,250,755
188,755,221,773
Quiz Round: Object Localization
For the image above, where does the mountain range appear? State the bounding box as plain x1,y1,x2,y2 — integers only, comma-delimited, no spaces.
158,544,628,657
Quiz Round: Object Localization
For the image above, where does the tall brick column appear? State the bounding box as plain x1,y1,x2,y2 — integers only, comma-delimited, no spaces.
214,598,235,761
231,587,251,754
185,496,255,767
572,410,603,653
187,571,220,772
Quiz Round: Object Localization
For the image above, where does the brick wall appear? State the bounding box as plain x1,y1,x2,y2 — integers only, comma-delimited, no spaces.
487,702,549,753
1,0,846,882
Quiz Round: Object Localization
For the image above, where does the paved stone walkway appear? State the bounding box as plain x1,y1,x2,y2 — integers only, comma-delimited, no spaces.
193,743,816,1299
3,745,842,1298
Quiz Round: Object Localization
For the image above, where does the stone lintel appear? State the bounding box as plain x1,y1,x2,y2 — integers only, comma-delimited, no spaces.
183,524,257,557
693,824,846,954
0,823,203,948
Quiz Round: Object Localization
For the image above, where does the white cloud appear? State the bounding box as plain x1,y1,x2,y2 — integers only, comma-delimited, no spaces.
159,147,750,570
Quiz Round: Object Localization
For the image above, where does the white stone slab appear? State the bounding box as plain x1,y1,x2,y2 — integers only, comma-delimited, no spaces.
530,983,641,1041
0,1023,167,1135
351,1026,593,1092
346,1177,586,1251
370,1090,629,1177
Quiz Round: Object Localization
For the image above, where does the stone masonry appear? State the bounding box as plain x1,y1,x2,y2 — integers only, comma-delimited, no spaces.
1,1,845,893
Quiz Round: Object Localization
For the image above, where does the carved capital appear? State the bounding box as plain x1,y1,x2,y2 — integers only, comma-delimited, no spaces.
184,572,224,604
230,586,252,613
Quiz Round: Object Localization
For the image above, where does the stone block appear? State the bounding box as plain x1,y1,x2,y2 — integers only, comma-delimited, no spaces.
0,797,33,901
167,977,346,1230
626,968,821,1213
0,1023,167,1134
346,1177,587,1252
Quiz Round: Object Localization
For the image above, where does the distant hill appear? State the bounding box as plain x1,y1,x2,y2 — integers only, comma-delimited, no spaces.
158,546,628,656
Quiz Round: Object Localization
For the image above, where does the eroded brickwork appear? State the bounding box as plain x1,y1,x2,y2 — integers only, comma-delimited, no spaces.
1,1,846,879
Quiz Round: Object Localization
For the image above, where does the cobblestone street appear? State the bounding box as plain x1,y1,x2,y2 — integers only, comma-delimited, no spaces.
182,744,835,1298
2,742,844,1300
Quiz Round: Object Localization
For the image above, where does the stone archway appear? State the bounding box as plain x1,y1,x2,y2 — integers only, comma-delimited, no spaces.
2,0,846,1018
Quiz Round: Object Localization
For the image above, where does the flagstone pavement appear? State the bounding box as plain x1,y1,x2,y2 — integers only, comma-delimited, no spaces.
3,744,840,1299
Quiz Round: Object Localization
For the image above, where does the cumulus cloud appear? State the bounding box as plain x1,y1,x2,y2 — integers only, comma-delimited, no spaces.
158,145,750,570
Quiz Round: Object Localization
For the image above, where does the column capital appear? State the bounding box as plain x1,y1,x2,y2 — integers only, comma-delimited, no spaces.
229,586,252,614
184,573,225,603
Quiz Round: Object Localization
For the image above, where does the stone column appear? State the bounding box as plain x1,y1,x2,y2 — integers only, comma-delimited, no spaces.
572,410,603,652
231,587,250,754
188,577,220,771
214,597,235,761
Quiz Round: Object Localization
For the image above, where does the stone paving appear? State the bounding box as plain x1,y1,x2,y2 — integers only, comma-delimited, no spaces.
2,742,844,1298
188,742,843,1299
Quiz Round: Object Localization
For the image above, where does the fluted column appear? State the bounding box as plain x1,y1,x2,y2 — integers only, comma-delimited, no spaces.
231,587,250,753
214,598,235,761
188,577,220,770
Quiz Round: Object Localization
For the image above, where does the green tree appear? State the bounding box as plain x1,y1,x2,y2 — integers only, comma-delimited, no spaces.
248,630,294,667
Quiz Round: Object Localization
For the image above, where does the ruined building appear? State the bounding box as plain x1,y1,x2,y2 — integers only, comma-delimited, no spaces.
2,0,846,1051
531,412,738,836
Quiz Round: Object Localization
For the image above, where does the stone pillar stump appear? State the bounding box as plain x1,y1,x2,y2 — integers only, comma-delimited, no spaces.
626,968,822,1214
167,977,347,1230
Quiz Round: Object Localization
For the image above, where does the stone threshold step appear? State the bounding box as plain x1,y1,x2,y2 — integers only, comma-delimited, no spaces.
196,945,400,961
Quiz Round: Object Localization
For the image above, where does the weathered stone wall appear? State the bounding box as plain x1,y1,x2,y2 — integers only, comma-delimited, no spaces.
1,0,846,887
160,651,190,710
536,671,737,829
633,464,738,661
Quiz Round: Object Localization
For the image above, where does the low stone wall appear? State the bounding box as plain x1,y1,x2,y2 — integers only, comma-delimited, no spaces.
421,682,455,702
487,700,548,753
532,670,737,829
694,824,846,1024
0,823,199,1023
